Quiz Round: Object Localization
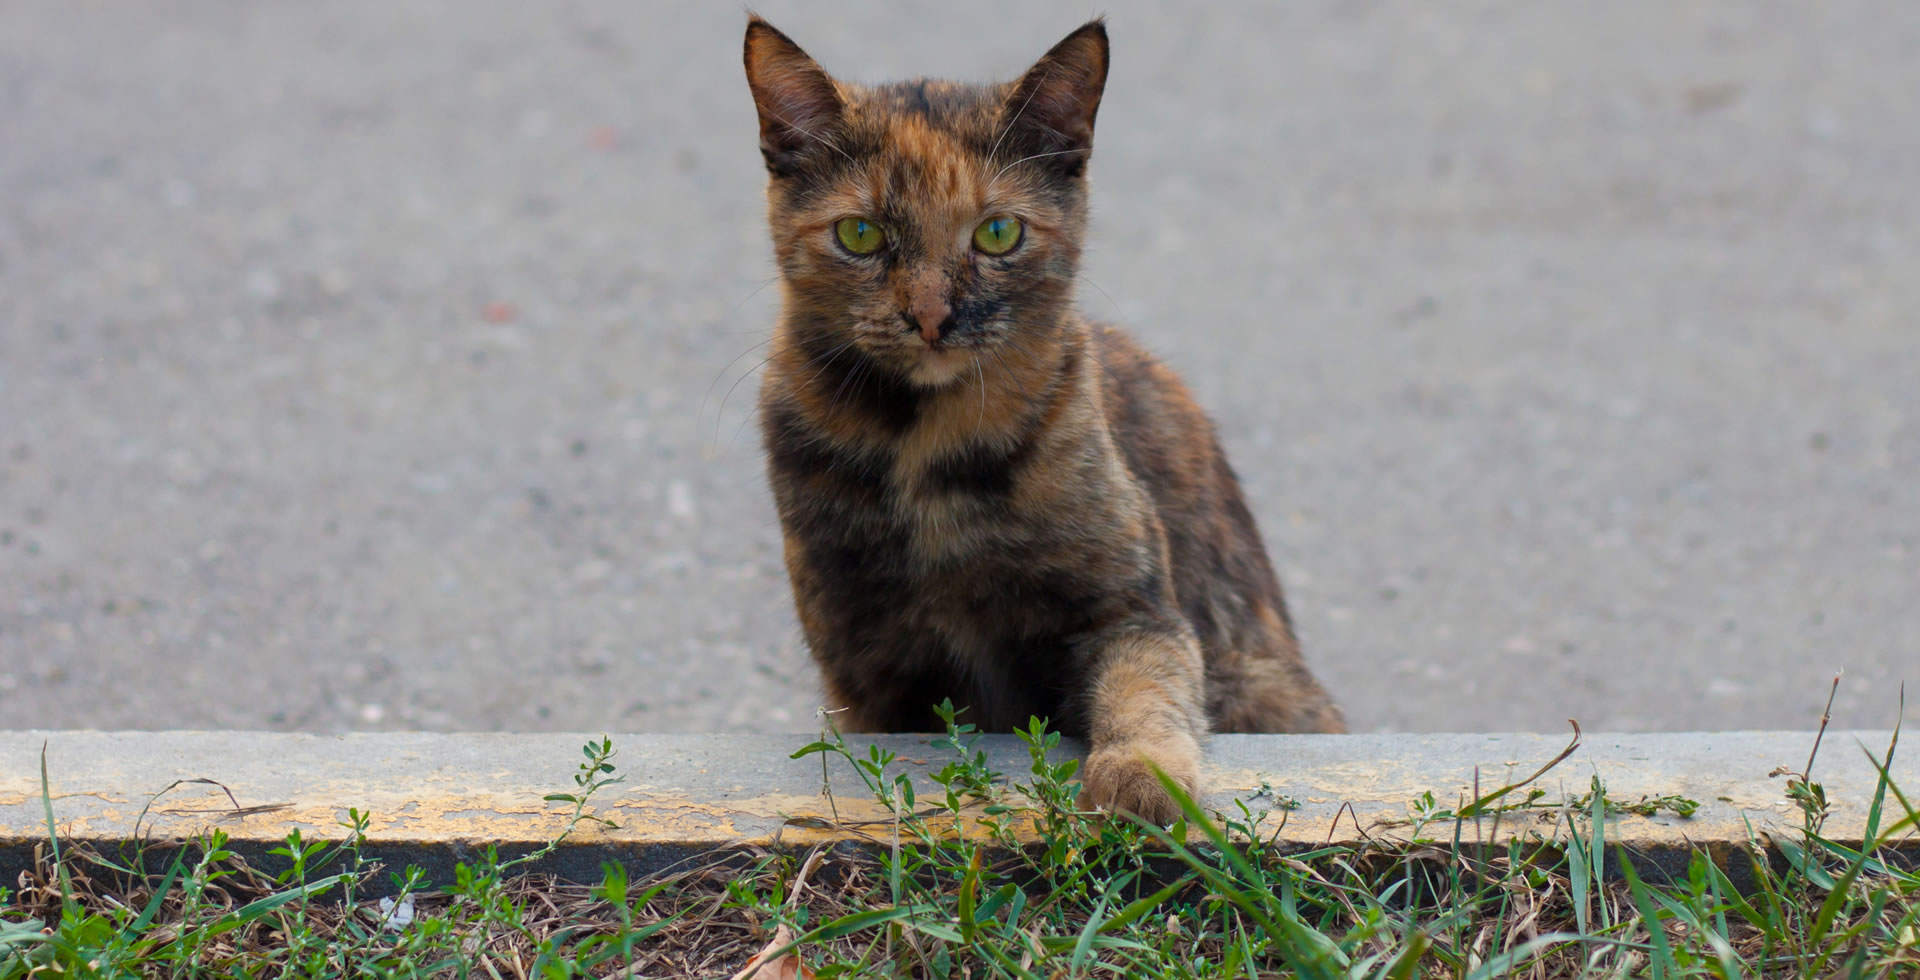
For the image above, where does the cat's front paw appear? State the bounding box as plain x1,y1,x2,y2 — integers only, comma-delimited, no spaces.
1081,734,1201,825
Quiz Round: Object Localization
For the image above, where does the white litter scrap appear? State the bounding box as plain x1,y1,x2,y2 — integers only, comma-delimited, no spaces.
373,895,416,932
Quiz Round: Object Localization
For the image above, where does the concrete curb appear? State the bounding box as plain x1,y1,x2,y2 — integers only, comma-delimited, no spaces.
3,730,1912,893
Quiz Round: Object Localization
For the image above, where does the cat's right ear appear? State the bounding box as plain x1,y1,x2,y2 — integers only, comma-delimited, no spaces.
744,17,845,177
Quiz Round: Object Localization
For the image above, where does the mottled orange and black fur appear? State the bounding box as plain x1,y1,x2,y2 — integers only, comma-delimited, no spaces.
745,17,1343,821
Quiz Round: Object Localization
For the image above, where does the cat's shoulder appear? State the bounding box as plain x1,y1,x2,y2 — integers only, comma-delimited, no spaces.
1077,317,1200,405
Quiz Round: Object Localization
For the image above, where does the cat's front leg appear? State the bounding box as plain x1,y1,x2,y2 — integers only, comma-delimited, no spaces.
1079,628,1209,824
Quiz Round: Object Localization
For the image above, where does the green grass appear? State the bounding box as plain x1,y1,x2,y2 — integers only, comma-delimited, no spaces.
3,702,1916,978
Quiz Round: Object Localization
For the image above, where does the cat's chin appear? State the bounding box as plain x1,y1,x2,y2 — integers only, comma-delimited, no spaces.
903,348,978,389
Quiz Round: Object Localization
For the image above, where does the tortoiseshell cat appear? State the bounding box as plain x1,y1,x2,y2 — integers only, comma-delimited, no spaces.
744,17,1343,821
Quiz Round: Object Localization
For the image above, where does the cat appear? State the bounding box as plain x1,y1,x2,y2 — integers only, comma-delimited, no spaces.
743,16,1344,822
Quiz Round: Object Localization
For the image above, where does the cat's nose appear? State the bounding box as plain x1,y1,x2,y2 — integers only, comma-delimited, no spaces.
902,300,953,346
902,267,954,345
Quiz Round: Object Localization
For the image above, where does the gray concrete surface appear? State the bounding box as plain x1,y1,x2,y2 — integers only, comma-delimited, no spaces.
5,729,1912,890
1,3,1915,736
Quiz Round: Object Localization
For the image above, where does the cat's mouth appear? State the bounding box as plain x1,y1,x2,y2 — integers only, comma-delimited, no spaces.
856,317,999,388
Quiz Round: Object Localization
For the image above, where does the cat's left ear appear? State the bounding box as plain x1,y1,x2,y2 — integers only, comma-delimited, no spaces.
744,17,845,177
1000,20,1109,176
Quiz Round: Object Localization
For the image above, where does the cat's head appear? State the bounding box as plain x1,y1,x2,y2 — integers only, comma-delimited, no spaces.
744,18,1108,388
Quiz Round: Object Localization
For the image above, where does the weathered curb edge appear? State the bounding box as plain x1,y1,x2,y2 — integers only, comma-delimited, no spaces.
3,730,1911,893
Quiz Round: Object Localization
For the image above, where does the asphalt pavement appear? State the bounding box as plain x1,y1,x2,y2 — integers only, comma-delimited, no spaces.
2,2,1915,736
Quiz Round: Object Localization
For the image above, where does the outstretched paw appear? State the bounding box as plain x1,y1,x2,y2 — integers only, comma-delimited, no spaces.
1081,734,1201,825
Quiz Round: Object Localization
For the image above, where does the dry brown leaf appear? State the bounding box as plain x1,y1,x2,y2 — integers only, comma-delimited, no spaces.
729,924,809,980
732,849,826,980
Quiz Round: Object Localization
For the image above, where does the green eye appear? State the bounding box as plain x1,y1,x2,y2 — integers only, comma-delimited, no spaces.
973,216,1023,255
834,216,885,255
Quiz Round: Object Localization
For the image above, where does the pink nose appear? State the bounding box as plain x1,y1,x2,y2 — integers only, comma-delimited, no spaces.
908,296,951,345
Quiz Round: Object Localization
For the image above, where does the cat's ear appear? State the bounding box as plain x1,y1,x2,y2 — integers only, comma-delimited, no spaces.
999,20,1109,176
744,17,845,177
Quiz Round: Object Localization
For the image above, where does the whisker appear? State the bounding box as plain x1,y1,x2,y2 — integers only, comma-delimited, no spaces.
988,66,1052,164
723,275,784,323
721,337,856,451
973,356,987,428
998,338,1046,374
1076,275,1121,317
798,339,861,390
727,402,762,453
827,351,871,416
994,148,1084,183
799,339,862,417
985,347,1030,403
702,337,774,431
712,350,778,451
762,107,853,166
996,329,1100,421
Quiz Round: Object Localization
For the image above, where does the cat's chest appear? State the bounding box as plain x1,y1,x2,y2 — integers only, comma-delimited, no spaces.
769,414,1088,611
814,440,1031,559
893,482,1013,564
775,431,1103,693
826,459,1046,596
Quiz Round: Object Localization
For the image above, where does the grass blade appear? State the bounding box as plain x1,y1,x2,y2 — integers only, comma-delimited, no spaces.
1590,777,1609,929
1097,875,1193,936
38,743,78,920
1067,870,1132,975
198,874,351,940
1618,849,1676,980
1463,932,1589,980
